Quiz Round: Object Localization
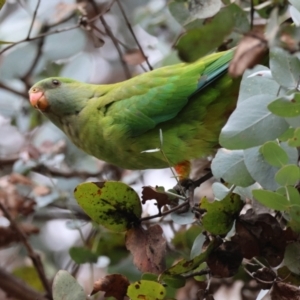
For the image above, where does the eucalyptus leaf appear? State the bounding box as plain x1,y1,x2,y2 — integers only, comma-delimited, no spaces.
252,189,289,211
211,149,254,187
238,66,280,104
268,93,300,118
270,47,300,89
275,165,300,186
53,270,86,300
260,141,289,167
220,94,289,150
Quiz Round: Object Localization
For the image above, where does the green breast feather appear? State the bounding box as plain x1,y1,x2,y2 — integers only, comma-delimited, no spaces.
29,50,240,170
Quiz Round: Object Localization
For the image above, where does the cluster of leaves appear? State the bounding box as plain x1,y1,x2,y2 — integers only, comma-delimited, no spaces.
2,0,300,300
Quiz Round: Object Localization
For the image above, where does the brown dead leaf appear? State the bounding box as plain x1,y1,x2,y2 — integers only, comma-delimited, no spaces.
229,31,268,78
123,49,146,65
231,219,260,259
207,241,243,278
269,281,300,300
125,224,166,274
141,186,173,212
90,274,130,299
237,210,285,267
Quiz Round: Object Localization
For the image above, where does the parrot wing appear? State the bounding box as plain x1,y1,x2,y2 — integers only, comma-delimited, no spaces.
98,50,233,137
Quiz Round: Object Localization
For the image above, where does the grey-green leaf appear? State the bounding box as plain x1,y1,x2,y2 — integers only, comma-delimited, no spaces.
53,270,86,300
211,149,254,187
269,47,300,89
220,94,289,150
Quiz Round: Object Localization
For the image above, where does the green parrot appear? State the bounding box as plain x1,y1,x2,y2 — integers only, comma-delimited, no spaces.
29,50,240,178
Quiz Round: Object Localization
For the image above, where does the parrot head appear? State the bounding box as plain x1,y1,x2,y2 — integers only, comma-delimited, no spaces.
29,77,96,117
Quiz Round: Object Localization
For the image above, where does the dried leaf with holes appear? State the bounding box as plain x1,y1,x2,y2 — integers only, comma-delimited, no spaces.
141,186,173,212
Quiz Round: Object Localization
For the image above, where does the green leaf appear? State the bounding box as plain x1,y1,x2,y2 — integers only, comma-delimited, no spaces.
176,4,240,62
284,242,300,275
275,165,300,186
74,181,142,231
211,149,255,187
200,194,243,235
279,128,295,142
252,189,290,211
220,94,289,150
244,143,297,190
141,273,158,282
127,280,166,300
69,247,98,264
270,47,300,89
161,274,186,288
288,127,300,147
53,270,86,300
268,93,300,118
285,186,300,222
260,141,289,167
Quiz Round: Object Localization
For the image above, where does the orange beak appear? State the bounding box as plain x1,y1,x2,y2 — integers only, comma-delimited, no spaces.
29,89,49,111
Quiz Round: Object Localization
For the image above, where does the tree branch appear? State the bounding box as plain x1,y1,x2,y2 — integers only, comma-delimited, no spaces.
0,202,52,299
0,267,48,300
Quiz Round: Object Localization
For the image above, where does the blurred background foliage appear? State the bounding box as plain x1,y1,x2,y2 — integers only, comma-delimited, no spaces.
1,0,300,299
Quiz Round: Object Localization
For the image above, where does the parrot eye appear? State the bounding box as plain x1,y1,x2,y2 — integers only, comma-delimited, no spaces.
52,79,61,87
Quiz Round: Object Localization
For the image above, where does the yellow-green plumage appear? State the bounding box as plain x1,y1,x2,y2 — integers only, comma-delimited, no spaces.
29,50,240,170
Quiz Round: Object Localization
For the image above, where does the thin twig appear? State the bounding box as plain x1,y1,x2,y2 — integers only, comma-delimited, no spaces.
0,82,27,98
250,0,254,30
0,202,52,299
140,199,189,222
192,171,213,188
116,0,153,71
0,24,80,55
22,27,47,89
26,0,41,39
89,0,131,79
